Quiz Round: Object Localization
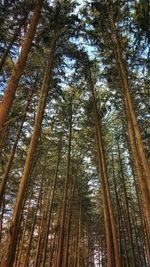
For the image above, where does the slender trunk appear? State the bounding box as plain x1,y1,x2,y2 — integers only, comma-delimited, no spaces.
23,170,44,267
64,175,76,267
0,89,34,208
42,139,62,267
12,162,38,267
0,34,57,267
87,63,121,267
123,118,150,251
49,207,62,266
111,154,124,267
0,0,43,136
135,184,150,264
34,200,47,267
118,199,130,267
56,102,72,267
95,100,115,267
130,197,144,266
77,204,82,267
109,4,150,235
110,4,150,186
117,141,136,266
3,166,35,267
125,107,150,235
74,214,79,267
15,193,33,267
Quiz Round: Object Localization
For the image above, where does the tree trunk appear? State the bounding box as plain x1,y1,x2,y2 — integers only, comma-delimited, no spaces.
0,89,34,208
15,192,33,267
56,101,72,267
110,4,150,186
64,175,76,267
111,154,124,267
117,141,136,266
0,34,58,267
34,197,47,267
0,0,43,137
77,204,81,267
49,207,62,266
42,139,62,267
109,4,150,235
118,199,130,267
87,63,121,267
23,170,44,267
73,214,79,267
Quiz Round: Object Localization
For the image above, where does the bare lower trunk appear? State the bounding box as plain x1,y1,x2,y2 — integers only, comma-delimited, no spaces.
23,171,44,267
87,63,121,267
15,193,33,267
117,141,136,266
0,35,57,267
64,176,76,267
42,140,62,267
56,102,72,267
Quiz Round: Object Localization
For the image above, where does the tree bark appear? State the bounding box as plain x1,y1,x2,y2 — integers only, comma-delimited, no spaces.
42,139,62,267
117,141,136,266
0,89,34,208
109,4,150,236
64,175,76,267
23,170,44,267
56,101,72,267
87,62,121,267
0,0,43,137
0,33,58,267
15,192,33,267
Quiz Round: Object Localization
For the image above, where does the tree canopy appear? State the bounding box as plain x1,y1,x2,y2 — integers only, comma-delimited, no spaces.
0,0,149,266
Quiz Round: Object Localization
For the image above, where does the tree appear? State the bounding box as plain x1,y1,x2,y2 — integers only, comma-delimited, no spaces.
0,0,43,137
0,1,149,266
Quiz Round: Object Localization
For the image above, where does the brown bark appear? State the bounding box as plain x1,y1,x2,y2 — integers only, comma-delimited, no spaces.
64,175,76,267
77,204,82,267
117,142,136,266
56,101,72,267
125,105,150,236
133,174,150,264
15,193,33,267
0,0,43,137
42,139,62,267
49,207,62,266
34,196,47,267
73,214,79,267
109,4,150,235
111,154,124,267
110,4,150,186
118,200,130,267
23,170,44,267
0,34,57,267
0,89,34,208
87,63,121,267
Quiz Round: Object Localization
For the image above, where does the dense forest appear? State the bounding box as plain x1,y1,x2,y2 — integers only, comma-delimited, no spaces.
0,0,149,266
